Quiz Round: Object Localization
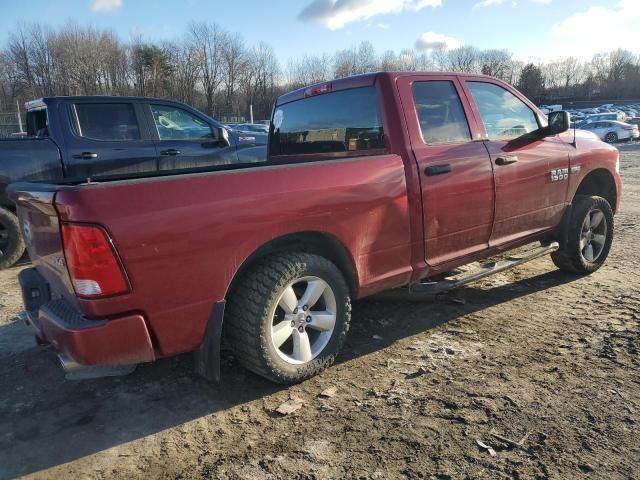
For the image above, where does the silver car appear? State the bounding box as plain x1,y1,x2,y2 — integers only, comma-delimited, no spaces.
579,120,639,143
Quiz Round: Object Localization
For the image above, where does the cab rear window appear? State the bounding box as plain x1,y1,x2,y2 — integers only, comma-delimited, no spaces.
270,86,385,156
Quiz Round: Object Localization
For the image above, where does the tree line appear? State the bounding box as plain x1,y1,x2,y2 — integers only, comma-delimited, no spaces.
1,22,639,122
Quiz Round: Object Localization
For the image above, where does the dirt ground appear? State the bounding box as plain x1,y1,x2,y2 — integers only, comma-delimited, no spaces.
1,147,639,480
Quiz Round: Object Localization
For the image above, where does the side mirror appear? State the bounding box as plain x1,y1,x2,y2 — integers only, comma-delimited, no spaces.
546,111,570,136
216,127,231,147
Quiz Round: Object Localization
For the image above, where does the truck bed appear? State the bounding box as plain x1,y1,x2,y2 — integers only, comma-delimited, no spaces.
11,153,413,358
0,138,63,206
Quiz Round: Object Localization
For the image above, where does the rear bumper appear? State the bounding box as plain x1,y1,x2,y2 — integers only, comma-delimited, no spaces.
19,268,155,366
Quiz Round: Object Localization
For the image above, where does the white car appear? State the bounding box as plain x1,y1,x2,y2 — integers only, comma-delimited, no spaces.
579,120,640,143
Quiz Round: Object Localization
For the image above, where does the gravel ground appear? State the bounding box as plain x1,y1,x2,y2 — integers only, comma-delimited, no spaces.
0,147,638,480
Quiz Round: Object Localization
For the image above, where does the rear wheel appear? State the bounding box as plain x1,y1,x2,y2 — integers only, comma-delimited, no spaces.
225,253,351,384
551,195,614,274
0,208,26,269
604,131,618,143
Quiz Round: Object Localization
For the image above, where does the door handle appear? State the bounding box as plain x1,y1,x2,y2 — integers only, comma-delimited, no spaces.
72,152,98,160
495,155,518,166
160,149,181,156
425,164,452,176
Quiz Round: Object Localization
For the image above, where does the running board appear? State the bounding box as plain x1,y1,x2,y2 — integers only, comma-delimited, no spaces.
409,242,559,295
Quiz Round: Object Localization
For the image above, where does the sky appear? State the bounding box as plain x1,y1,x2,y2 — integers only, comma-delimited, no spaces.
1,0,638,63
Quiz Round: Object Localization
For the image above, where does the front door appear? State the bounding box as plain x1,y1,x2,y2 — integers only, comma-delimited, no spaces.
147,103,238,171
398,76,495,267
462,79,571,246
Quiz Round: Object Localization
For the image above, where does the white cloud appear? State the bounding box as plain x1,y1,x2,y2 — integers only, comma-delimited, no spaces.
547,0,640,59
91,0,122,12
298,0,442,30
415,31,462,51
473,0,550,8
472,0,504,9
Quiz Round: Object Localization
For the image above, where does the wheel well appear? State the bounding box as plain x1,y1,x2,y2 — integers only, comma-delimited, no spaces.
574,169,617,212
225,232,359,299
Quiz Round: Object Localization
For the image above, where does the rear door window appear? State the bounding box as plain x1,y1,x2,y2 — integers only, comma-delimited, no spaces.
412,81,471,144
270,86,385,156
73,103,141,141
466,82,539,140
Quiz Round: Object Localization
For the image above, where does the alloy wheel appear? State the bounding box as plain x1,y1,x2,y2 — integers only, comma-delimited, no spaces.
269,276,337,364
580,208,607,262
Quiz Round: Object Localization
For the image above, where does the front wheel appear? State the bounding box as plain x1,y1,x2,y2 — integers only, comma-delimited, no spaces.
551,195,614,274
225,253,351,384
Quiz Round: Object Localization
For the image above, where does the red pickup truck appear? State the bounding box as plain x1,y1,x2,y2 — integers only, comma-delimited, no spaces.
12,72,621,384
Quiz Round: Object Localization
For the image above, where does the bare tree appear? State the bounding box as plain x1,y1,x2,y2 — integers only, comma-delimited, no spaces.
334,41,378,78
220,32,247,114
188,22,226,115
286,54,331,88
479,49,512,81
447,46,480,73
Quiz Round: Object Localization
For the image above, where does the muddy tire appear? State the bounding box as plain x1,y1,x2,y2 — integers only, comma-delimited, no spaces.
551,195,614,274
225,253,351,384
0,208,25,269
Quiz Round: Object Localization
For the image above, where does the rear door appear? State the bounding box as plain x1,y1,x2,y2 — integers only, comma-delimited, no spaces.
397,75,495,266
64,101,159,179
145,102,238,171
461,79,571,246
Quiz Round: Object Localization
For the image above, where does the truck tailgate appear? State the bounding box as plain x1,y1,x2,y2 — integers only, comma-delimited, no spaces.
11,184,77,307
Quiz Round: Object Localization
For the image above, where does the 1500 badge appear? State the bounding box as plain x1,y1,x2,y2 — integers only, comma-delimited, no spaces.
551,168,569,182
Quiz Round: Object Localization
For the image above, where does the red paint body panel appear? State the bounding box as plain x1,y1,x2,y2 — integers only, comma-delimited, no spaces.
12,71,622,367
54,154,412,355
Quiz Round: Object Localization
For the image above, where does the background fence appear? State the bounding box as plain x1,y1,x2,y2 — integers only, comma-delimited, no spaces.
0,111,24,138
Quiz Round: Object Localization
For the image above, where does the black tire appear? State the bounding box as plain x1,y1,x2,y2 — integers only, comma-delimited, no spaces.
225,253,351,384
604,131,618,143
551,195,614,274
0,208,26,269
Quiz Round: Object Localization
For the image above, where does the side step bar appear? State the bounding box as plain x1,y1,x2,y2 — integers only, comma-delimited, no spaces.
409,242,559,295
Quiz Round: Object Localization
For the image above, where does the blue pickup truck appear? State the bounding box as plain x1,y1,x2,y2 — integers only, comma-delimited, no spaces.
0,96,267,267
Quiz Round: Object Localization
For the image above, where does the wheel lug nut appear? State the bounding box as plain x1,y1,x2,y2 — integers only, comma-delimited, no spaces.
306,316,312,323
291,320,295,327
303,305,308,311
293,307,298,314
298,326,304,333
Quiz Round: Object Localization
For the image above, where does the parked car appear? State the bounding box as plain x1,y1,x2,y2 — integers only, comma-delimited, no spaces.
232,123,269,134
12,72,621,384
0,96,267,268
579,120,639,143
579,112,626,124
625,117,640,128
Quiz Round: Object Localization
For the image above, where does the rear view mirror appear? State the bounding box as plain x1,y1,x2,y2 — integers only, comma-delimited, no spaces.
546,111,570,136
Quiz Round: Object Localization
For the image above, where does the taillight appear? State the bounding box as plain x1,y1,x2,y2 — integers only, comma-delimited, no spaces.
623,126,633,130
61,223,130,298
